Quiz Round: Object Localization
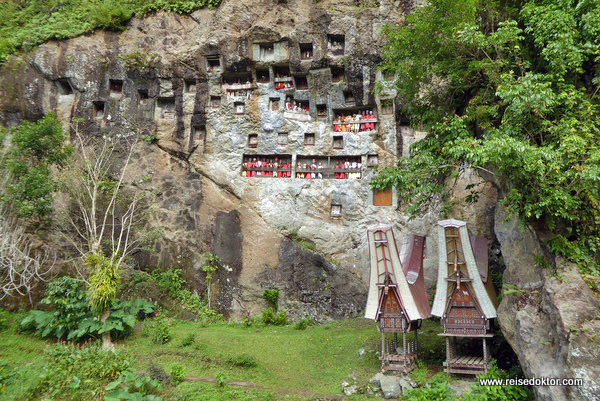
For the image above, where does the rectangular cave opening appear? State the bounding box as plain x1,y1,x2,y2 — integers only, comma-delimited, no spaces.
331,66,345,83
304,133,315,146
222,72,252,86
109,79,123,96
295,155,328,179
192,123,206,140
277,132,289,145
157,97,175,119
333,135,344,149
184,79,197,93
317,104,328,118
300,43,313,60
242,154,293,178
343,90,355,105
206,55,222,72
234,101,246,114
383,69,395,81
367,154,379,168
331,155,362,179
327,34,345,56
138,89,149,105
294,75,308,90
333,105,377,133
210,95,221,108
92,101,104,119
269,97,281,111
381,99,394,115
273,65,293,90
330,203,342,218
259,43,275,59
247,133,258,148
56,78,73,95
256,68,270,83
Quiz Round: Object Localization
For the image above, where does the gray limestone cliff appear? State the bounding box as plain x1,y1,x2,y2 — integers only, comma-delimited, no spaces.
0,0,598,399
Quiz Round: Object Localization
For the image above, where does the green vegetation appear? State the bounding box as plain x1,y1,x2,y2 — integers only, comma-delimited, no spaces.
151,268,222,322
1,310,531,400
374,0,600,275
263,287,280,309
0,0,221,65
261,307,287,326
0,113,72,220
20,276,153,341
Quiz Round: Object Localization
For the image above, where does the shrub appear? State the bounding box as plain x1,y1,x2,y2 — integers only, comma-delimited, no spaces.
460,363,529,401
151,316,172,344
105,370,162,401
20,276,153,341
27,341,130,400
225,354,258,368
403,373,454,401
0,362,15,394
181,333,195,347
292,317,315,330
215,371,228,388
262,288,279,309
170,364,185,386
261,308,287,326
151,268,223,323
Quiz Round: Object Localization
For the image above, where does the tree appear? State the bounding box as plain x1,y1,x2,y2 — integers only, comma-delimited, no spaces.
373,0,600,274
0,210,54,301
0,113,72,221
61,127,141,350
200,253,220,309
0,114,68,301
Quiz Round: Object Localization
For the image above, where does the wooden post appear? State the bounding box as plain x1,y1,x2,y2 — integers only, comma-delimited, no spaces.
414,329,418,354
445,337,451,376
483,338,488,373
394,332,398,353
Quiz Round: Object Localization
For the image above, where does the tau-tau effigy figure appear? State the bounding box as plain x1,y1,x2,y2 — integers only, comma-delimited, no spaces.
431,219,498,375
365,225,431,373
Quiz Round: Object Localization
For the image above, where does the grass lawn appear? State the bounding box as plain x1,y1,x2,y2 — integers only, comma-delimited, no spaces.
0,312,445,400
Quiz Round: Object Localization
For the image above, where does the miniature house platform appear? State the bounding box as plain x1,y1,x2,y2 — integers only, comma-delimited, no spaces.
431,219,499,375
365,225,431,373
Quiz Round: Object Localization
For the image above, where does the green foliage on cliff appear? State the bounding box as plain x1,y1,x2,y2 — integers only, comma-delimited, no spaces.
0,113,72,220
374,0,600,274
0,0,221,65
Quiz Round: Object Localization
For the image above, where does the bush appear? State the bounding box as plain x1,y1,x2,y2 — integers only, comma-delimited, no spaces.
151,269,223,323
0,362,15,394
20,276,153,341
27,341,130,400
170,364,185,386
460,363,530,401
261,308,287,326
292,317,315,330
151,316,172,344
403,373,454,401
105,370,162,401
262,288,280,309
215,371,228,388
181,333,195,347
225,354,258,368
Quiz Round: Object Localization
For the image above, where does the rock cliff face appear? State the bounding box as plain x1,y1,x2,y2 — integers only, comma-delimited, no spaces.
0,1,598,399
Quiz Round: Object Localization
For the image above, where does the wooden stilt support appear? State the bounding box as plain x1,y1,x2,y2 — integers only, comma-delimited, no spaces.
483,338,488,373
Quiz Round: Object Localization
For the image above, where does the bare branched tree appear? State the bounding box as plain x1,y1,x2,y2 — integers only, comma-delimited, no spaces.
60,128,142,350
62,130,140,266
0,210,54,302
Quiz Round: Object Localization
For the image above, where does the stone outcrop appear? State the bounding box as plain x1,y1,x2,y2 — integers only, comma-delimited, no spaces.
496,205,600,401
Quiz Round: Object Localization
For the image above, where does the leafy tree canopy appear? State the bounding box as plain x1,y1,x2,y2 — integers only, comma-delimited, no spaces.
373,0,600,274
0,113,72,220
